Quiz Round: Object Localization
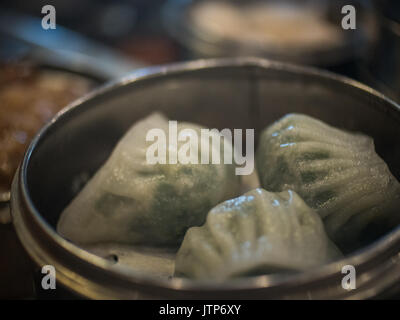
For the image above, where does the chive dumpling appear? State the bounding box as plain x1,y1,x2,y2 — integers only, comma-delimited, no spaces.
57,113,240,246
256,113,400,250
175,188,341,280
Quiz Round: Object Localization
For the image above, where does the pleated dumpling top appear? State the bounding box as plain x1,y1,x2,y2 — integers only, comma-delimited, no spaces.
256,113,400,250
175,188,341,280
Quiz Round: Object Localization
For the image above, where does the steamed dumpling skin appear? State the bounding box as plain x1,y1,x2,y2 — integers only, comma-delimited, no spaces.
57,113,240,246
175,188,341,280
256,114,400,250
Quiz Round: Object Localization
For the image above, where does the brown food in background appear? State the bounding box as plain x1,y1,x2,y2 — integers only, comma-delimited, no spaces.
118,35,179,65
0,63,94,193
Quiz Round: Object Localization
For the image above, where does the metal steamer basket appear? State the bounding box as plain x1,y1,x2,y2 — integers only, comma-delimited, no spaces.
10,58,400,299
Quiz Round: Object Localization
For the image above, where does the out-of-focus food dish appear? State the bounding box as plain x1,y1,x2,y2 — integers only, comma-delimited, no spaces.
256,114,400,252
190,1,343,51
175,188,341,280
0,63,94,194
163,0,371,67
57,113,240,246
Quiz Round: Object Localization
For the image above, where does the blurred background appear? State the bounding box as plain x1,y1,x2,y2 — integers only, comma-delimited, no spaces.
0,0,398,96
0,0,399,299
1,0,400,95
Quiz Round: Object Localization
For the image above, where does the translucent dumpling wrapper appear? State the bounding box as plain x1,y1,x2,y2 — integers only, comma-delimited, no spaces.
57,113,240,246
256,113,400,250
175,188,341,280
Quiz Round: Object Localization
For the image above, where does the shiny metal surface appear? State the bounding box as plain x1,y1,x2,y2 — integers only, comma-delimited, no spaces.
11,57,400,299
0,11,144,80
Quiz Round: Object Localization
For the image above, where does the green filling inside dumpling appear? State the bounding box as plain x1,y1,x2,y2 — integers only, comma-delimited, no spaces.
57,113,240,246
256,113,400,251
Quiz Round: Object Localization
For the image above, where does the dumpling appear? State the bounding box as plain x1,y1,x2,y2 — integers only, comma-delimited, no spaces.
175,188,341,280
57,113,240,246
256,113,400,250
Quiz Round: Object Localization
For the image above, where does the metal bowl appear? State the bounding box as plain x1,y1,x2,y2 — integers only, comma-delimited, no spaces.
0,9,144,209
0,65,106,224
11,57,400,299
